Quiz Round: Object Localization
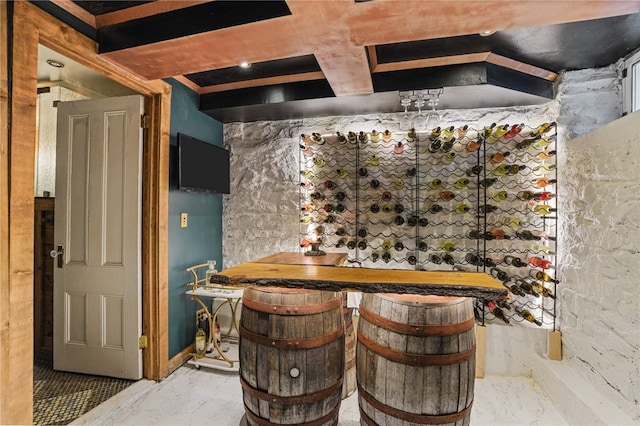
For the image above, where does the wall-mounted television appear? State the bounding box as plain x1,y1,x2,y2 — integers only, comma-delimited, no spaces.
178,133,230,194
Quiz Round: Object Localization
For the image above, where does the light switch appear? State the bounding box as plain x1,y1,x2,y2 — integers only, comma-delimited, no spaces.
180,212,188,228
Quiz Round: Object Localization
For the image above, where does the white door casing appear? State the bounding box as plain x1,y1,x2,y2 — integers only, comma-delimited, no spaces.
53,95,143,379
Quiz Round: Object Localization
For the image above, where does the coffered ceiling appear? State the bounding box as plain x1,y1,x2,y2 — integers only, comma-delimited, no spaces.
33,1,640,122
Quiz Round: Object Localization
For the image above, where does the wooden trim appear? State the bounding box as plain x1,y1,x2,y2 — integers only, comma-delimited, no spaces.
486,53,558,81
1,2,170,422
366,45,378,73
95,0,213,28
198,71,326,94
172,75,201,93
49,0,96,28
372,52,490,74
167,343,194,374
475,324,487,379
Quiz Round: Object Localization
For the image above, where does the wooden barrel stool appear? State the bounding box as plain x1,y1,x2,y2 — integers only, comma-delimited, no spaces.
239,287,344,426
356,294,476,426
342,292,357,399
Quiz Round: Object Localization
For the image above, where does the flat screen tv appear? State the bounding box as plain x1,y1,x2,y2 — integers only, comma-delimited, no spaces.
178,133,230,194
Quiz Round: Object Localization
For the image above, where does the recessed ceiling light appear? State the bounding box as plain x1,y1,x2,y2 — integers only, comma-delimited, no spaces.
46,59,65,68
239,61,252,69
479,30,496,37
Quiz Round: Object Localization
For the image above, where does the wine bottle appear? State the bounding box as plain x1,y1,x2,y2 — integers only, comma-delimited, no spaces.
505,217,522,228
358,167,368,177
311,132,325,144
486,301,510,324
407,216,418,227
370,179,380,189
536,149,556,161
394,241,404,251
313,156,325,167
336,132,347,143
359,131,368,143
428,127,442,141
535,121,556,135
529,280,556,299
336,238,347,248
347,131,357,142
322,204,334,212
382,240,393,251
300,144,314,157
490,151,510,163
371,251,380,262
488,123,510,141
382,191,393,201
503,255,527,267
301,203,314,213
394,215,405,225
314,226,325,235
455,203,470,214
347,240,357,250
496,299,511,310
454,178,469,189
335,227,347,236
479,204,499,214
382,204,394,213
407,128,417,140
443,125,456,138
441,242,456,253
418,241,428,252
393,178,404,190
336,168,347,178
370,203,380,213
429,204,443,214
456,125,469,138
503,123,523,139
440,191,456,201
466,165,484,176
515,135,541,150
300,215,313,224
482,123,497,138
358,228,368,238
382,251,392,263
491,190,508,201
442,253,455,265
324,180,337,190
407,254,417,265
532,135,555,150
533,191,555,201
300,169,314,179
529,256,554,269
336,191,346,201
441,137,455,153
492,164,510,175
516,230,541,241
483,257,497,267
531,177,557,188
301,134,312,144
490,267,510,283
394,203,405,214
507,164,526,175
382,129,392,141
515,279,540,297
418,217,429,227
529,269,559,284
465,253,484,266
466,139,482,152
429,178,443,189
394,142,404,154
442,152,456,164
507,283,525,297
406,167,417,177
428,139,442,153
529,243,556,256
517,190,535,201
490,228,510,240
516,308,542,326
479,178,498,188
335,203,346,213
532,205,556,215
370,130,379,142
532,164,556,175
429,253,442,264
310,191,325,200
468,230,481,239
357,240,368,250
324,215,336,224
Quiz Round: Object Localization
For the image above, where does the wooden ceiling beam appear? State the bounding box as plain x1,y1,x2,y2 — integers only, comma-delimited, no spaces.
95,1,214,28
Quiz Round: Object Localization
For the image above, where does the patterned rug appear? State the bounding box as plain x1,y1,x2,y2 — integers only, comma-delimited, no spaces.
33,359,135,425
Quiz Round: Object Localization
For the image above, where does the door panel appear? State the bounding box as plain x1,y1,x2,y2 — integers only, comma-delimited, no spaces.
54,95,143,379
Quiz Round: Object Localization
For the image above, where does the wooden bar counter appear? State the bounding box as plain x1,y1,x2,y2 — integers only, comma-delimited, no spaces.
212,253,507,300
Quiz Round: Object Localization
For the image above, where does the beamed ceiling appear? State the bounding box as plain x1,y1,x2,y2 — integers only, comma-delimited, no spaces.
33,1,640,123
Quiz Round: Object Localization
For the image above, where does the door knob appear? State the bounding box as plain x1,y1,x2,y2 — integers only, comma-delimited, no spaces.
50,245,63,268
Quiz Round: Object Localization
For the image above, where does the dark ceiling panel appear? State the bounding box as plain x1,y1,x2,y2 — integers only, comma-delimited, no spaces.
185,55,322,86
376,35,492,64
486,64,553,99
200,79,335,111
73,1,153,15
372,63,488,93
98,1,291,53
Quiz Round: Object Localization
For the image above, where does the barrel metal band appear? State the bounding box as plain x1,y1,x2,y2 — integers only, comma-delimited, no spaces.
243,402,340,426
239,324,344,349
359,306,475,336
240,375,343,405
357,383,473,425
357,331,475,366
242,295,342,315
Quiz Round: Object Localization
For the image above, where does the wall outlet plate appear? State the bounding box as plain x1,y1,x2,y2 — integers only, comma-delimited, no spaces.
180,212,188,228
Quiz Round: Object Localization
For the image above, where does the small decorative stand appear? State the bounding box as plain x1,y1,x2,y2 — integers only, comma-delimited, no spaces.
304,242,326,256
185,263,244,372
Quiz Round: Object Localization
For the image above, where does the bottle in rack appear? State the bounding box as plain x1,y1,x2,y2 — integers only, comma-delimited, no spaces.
441,137,455,152
490,151,510,163
535,122,557,135
456,125,469,138
382,129,392,141
529,256,554,270
311,132,325,144
531,177,556,188
516,308,542,326
486,301,510,324
504,255,527,267
504,123,524,139
532,205,556,215
336,168,347,178
466,165,484,176
454,178,469,189
533,191,556,201
428,127,442,141
370,130,380,142
529,269,559,284
532,164,556,175
407,254,417,265
406,167,417,177
536,150,557,161
466,139,482,152
443,125,456,138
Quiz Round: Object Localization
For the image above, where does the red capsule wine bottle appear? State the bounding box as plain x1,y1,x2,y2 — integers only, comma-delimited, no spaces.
324,180,337,190
504,123,524,139
487,301,510,324
529,256,554,270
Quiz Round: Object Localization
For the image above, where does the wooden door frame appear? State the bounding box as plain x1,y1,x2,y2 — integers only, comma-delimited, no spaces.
1,1,170,423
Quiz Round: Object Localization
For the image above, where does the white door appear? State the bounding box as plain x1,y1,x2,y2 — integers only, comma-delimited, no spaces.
53,95,144,379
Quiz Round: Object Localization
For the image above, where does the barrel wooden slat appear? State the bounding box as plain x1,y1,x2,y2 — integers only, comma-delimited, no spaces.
240,287,344,426
357,294,475,426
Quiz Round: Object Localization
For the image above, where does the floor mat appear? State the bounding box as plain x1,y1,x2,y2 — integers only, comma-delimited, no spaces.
33,359,135,425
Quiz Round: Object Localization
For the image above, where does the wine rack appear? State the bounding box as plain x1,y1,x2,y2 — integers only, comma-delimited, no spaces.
299,124,558,329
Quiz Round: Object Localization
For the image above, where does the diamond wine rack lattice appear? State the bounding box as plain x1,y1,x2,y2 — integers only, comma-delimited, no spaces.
298,124,558,329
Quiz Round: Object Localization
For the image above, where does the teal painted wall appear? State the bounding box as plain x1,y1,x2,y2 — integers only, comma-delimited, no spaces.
166,78,224,358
